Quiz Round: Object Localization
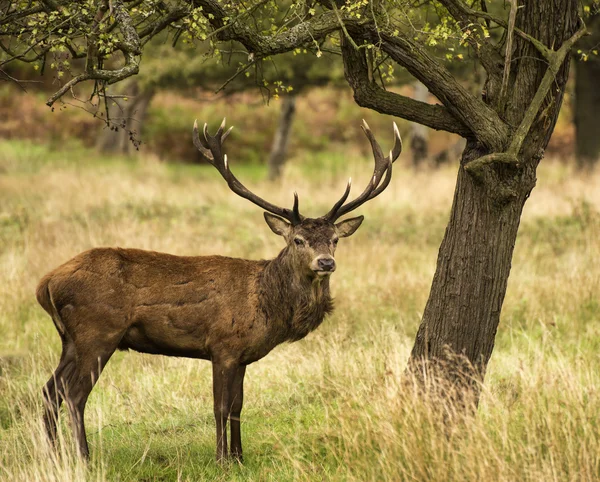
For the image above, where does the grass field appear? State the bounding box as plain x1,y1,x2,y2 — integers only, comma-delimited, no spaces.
0,138,599,481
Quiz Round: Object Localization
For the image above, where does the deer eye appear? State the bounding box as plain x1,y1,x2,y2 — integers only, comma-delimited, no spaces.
332,238,339,246
294,237,305,247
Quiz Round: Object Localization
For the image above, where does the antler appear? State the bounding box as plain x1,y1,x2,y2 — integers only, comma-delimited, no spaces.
193,118,303,225
324,120,402,222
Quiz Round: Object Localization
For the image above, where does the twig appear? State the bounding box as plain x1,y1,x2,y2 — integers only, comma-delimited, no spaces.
215,56,260,93
0,68,35,91
330,0,361,50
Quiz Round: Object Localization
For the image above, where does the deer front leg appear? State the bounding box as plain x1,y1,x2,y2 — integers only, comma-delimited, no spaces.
212,360,238,462
229,365,246,461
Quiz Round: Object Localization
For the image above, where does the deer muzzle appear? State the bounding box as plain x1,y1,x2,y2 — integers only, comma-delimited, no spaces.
311,256,336,276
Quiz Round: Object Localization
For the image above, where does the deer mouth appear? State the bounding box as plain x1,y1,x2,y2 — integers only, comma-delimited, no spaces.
313,268,335,277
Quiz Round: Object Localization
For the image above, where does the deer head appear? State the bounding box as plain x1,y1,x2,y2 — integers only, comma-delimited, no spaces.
193,118,402,279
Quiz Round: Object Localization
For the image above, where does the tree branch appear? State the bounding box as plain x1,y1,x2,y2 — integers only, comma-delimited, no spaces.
139,6,189,46
41,0,142,106
441,0,560,61
193,0,366,56
341,38,471,137
465,20,587,174
359,28,509,149
0,5,45,26
436,0,503,77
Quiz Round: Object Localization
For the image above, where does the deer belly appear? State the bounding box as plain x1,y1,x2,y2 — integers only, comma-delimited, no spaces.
119,304,213,359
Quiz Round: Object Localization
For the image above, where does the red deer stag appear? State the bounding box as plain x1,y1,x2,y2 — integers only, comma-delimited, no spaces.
37,118,402,462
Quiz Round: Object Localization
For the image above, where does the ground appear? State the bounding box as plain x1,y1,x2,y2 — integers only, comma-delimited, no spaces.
0,139,599,481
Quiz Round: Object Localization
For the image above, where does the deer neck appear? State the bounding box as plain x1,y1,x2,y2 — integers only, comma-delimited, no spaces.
260,248,334,342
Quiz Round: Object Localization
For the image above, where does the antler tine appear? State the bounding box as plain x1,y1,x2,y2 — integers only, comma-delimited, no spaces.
193,119,302,225
325,121,402,222
222,125,234,142
323,178,352,221
193,120,214,161
369,159,393,199
292,191,303,224
216,117,226,137
388,122,402,163
361,119,385,160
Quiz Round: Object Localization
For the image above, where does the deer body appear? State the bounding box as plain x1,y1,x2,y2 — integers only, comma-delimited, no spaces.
39,119,401,462
38,246,332,364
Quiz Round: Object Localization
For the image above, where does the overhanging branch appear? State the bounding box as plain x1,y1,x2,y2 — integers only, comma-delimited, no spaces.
341,38,471,137
193,0,366,56
359,28,509,149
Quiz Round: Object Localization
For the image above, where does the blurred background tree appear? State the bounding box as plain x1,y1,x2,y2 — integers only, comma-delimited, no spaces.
93,38,348,179
575,2,600,168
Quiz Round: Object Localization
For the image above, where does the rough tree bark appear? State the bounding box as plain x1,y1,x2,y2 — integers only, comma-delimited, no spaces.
574,11,600,168
408,0,580,394
268,94,296,180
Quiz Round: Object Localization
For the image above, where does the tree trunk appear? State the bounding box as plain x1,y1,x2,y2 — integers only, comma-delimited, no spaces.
268,94,296,181
410,81,429,167
574,11,600,168
96,80,155,155
409,144,535,392
408,0,579,399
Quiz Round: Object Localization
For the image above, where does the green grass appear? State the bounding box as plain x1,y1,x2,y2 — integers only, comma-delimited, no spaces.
0,140,599,481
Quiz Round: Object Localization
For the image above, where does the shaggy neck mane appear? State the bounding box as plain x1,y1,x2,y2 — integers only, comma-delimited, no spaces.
259,247,334,342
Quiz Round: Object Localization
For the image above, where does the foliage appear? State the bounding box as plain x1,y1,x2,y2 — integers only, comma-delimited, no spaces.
0,1,516,137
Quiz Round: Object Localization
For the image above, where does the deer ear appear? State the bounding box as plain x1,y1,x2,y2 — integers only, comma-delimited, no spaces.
335,215,364,238
264,212,291,237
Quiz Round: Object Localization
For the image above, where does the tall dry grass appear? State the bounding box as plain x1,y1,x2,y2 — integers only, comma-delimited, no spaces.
0,140,599,481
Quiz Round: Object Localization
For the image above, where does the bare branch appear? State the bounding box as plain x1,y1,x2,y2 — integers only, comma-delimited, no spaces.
139,6,189,46
505,21,587,156
45,55,140,106
360,29,509,149
341,38,472,137
0,5,45,26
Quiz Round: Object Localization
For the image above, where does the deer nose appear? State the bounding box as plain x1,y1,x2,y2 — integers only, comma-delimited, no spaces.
317,257,336,272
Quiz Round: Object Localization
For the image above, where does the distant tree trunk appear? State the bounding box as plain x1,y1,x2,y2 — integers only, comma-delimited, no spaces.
96,80,155,155
410,81,429,166
268,94,296,180
574,11,600,168
408,0,579,400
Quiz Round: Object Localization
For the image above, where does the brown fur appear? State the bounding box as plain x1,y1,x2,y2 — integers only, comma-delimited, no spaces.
37,216,362,462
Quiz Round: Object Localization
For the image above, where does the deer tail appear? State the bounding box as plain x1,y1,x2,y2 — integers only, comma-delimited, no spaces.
36,275,66,337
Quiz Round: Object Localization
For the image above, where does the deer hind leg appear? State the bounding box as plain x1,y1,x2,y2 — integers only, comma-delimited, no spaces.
59,333,122,460
43,339,76,445
229,365,246,461
212,360,239,462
